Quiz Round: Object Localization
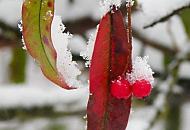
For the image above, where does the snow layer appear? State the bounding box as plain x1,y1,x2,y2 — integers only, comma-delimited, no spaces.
181,103,190,130
0,0,22,26
179,62,190,78
0,117,85,130
128,56,154,84
137,0,190,26
68,35,86,55
100,0,122,15
0,48,12,84
51,16,81,87
55,0,101,21
144,47,164,72
0,85,88,110
127,107,164,130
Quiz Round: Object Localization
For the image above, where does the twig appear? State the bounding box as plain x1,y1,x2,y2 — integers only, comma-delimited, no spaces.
144,3,190,29
0,35,19,48
132,29,177,55
127,1,132,46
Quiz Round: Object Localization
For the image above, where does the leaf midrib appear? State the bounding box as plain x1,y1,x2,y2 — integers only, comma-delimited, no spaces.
38,0,57,75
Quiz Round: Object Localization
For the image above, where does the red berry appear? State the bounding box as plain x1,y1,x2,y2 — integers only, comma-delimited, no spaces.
132,79,152,99
111,77,132,99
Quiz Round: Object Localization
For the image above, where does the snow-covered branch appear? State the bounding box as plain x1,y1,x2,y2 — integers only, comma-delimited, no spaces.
144,3,190,29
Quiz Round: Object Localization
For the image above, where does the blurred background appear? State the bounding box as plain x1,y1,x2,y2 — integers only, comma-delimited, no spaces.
0,0,190,130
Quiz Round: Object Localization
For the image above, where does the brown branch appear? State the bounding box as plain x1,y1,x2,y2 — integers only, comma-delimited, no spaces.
144,3,190,29
0,35,19,48
132,29,177,55
127,2,132,46
0,20,21,49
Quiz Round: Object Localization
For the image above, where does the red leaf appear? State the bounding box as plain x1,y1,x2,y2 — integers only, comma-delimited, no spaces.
87,9,132,130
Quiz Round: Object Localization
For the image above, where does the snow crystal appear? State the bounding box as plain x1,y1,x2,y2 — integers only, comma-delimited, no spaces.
100,0,122,16
80,25,99,67
18,20,27,50
126,0,135,7
51,16,81,87
127,56,154,84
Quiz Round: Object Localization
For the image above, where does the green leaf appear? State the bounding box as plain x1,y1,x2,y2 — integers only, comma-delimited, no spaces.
22,0,73,89
9,47,27,83
180,8,190,38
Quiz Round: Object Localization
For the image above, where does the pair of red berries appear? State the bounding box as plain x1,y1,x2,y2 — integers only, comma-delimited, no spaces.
111,77,152,99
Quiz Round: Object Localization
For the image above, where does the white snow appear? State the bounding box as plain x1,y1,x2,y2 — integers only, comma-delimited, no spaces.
0,117,85,130
144,47,164,72
100,0,122,16
55,0,102,21
68,35,86,55
0,52,89,110
80,25,99,67
18,20,27,50
128,56,154,84
132,14,189,73
126,0,135,7
51,16,81,87
181,103,190,130
179,62,190,78
0,85,88,110
132,39,143,59
132,14,188,51
137,0,190,27
0,48,12,84
0,0,22,26
127,106,163,130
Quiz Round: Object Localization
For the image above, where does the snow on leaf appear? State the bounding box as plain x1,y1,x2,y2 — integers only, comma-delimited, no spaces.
51,16,81,87
100,0,122,16
126,0,135,7
18,20,27,50
127,56,154,84
22,0,78,89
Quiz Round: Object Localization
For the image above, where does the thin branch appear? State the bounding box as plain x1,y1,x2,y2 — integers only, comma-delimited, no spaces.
144,3,190,29
132,29,177,55
0,35,19,48
127,2,132,45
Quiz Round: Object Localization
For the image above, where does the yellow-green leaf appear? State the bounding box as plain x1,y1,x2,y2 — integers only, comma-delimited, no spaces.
22,0,74,89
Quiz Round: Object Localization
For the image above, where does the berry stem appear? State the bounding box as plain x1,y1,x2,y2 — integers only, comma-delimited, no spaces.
127,1,132,46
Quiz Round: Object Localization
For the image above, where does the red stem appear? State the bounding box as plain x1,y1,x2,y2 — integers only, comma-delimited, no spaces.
127,2,132,46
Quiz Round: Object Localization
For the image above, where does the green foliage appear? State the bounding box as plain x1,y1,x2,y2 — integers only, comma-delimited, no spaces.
47,124,66,130
163,54,173,79
180,9,190,38
165,94,181,130
9,47,27,83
